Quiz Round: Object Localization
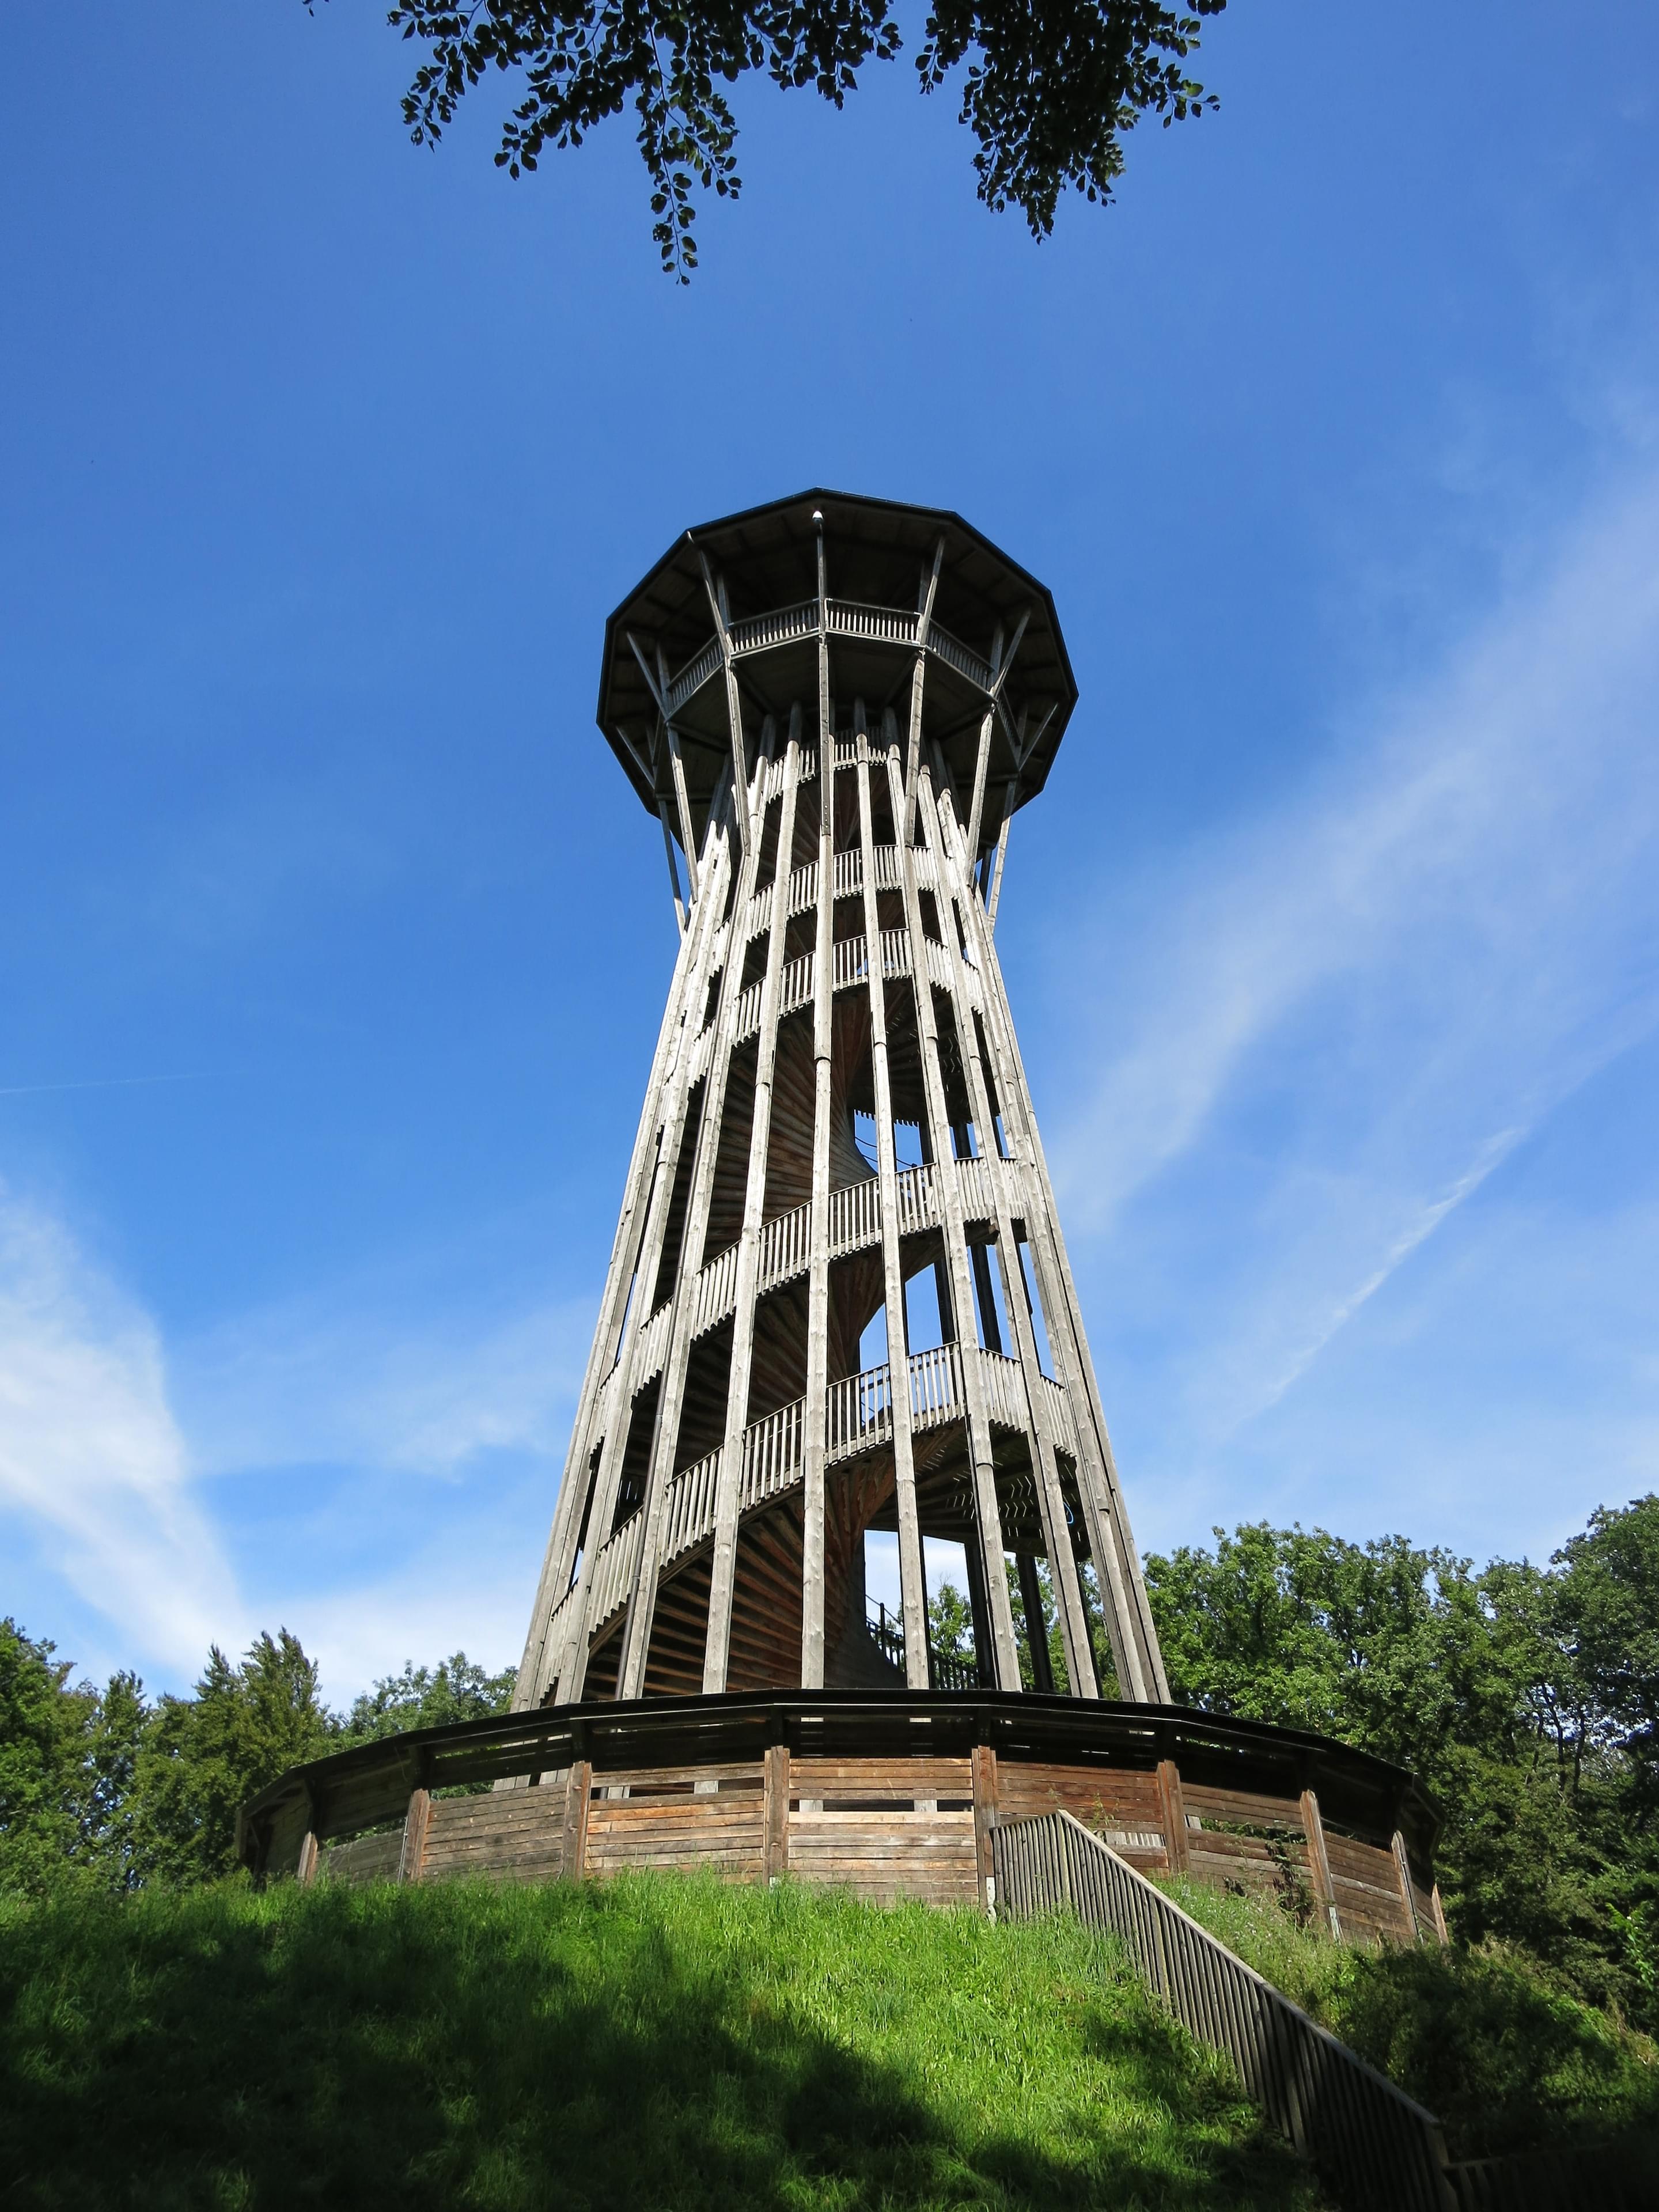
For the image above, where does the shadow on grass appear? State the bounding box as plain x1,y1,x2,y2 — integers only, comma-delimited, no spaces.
0,1874,1320,2211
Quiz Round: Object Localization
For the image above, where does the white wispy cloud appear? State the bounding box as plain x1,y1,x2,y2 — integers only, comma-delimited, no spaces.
176,1285,594,1483
0,1183,244,1673
1048,468,1659,1489
0,1175,594,1691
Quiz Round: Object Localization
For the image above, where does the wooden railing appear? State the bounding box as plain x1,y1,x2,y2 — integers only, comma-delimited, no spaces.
828,1175,881,1255
826,1362,892,1460
729,600,817,656
907,1342,962,1428
665,635,723,715
661,1445,721,1563
992,1811,1456,2212
927,622,995,690
865,1599,979,1691
759,1198,812,1291
663,607,997,721
741,1396,804,1509
977,1349,1027,1428
828,598,918,645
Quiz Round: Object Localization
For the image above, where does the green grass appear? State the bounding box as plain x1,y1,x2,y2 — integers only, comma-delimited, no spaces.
0,1872,1324,2211
1156,1876,1659,2164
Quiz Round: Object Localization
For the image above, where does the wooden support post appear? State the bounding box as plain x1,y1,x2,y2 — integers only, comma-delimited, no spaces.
971,1742,999,1915
917,747,1090,1695
562,1759,593,1881
763,1741,790,1883
1157,1758,1190,1876
985,782,1016,930
615,774,756,1699
1300,1787,1342,1939
884,745,1020,1690
1390,1828,1422,1944
945,774,1168,1702
1429,1883,1449,1945
704,718,800,1690
903,536,944,843
857,716,928,1688
398,1786,432,1884
515,776,732,1708
1014,1552,1054,1691
801,524,835,1688
296,1808,320,1888
658,798,687,931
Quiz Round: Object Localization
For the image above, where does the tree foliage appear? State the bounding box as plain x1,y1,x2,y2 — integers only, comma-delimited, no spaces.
340,1652,518,1743
1142,1499,1659,2030
325,0,1225,277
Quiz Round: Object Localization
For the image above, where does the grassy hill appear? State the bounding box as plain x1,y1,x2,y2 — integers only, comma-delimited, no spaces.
1,1872,1323,2211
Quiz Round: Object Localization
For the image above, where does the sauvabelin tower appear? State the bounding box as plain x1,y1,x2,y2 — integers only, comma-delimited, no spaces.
516,490,1170,1714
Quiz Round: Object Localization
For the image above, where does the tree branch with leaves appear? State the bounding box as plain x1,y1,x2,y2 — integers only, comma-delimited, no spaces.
319,0,1224,277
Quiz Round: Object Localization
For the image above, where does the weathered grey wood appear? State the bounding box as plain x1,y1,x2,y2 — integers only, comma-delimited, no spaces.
658,797,688,931
946,790,1168,1698
1157,1758,1191,1875
614,756,762,1696
562,1758,592,1879
514,779,732,1706
704,717,800,1689
763,1741,790,1880
1301,1787,1343,1939
520,495,1176,1715
1390,1828,1422,1942
920,744,1098,1696
971,1742,998,1911
547,773,741,1703
399,1786,433,1883
858,718,929,1687
984,781,1016,931
801,532,835,1688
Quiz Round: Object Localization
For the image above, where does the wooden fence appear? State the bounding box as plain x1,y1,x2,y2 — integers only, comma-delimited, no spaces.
992,1809,1456,2212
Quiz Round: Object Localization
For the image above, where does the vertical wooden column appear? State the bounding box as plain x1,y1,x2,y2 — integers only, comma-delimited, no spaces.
704,721,801,1690
562,1758,593,1881
922,763,1096,1699
857,717,928,1687
901,760,1020,1690
617,773,761,1697
398,1786,432,1884
801,523,835,1687
1429,1884,1449,1945
549,780,739,1703
1300,1787,1342,1938
611,752,767,1696
514,797,724,1706
949,787,1168,1702
763,1741,791,1883
1391,1828,1422,1944
971,1742,999,1914
1157,1758,1190,1875
295,1791,320,1887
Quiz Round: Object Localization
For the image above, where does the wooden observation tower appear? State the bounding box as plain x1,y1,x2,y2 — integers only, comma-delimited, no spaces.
516,491,1169,1714
241,495,1444,1947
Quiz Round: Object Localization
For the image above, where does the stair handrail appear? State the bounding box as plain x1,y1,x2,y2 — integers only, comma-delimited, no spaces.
992,1809,1456,2212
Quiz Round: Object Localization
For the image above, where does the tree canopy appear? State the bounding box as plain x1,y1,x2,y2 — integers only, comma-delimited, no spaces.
327,0,1225,276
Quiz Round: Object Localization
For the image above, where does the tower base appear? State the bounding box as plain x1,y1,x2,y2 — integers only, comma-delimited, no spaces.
240,1692,1446,1946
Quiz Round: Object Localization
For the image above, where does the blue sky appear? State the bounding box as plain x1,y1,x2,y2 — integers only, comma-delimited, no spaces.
3,1,1657,1699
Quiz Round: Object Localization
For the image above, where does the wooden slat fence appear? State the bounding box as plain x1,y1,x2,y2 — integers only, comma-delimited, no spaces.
993,1809,1456,2212
1447,2142,1658,2211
